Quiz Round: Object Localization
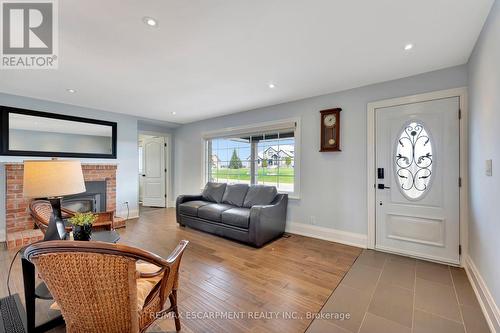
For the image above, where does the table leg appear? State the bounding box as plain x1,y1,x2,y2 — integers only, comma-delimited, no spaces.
21,257,36,333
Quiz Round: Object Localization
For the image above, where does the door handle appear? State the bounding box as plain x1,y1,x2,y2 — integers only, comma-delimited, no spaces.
142,174,146,177
377,184,390,189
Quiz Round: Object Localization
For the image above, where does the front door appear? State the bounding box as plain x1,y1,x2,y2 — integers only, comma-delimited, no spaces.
142,136,166,207
375,97,460,264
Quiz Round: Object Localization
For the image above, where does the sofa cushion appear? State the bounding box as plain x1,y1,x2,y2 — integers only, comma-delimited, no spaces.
198,203,234,222
243,185,277,208
222,184,249,207
221,208,251,229
178,200,211,217
202,182,227,203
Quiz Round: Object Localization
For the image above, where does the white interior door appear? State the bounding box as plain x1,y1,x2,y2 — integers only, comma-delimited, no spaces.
138,145,144,201
142,136,166,207
375,97,460,264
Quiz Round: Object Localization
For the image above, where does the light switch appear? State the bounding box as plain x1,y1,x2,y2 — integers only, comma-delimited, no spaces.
486,159,493,176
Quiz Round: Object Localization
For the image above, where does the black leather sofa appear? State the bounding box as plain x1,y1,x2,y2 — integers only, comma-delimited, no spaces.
176,182,288,247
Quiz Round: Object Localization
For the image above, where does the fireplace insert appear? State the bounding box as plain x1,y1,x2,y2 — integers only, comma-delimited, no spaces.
62,181,107,213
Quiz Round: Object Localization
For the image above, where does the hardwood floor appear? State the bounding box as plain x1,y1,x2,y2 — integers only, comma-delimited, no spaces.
0,208,361,332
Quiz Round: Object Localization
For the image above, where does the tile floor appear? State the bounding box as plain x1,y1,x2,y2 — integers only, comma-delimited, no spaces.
306,250,490,333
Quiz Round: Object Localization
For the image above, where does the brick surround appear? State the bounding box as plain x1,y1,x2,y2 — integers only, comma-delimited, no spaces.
5,163,117,235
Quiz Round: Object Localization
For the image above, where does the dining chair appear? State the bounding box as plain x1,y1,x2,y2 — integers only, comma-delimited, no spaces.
24,239,189,332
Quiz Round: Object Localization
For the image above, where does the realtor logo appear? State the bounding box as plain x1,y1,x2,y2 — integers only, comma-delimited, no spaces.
1,0,58,69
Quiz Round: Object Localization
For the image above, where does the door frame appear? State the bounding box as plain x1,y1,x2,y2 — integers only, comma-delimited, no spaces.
366,87,468,266
137,131,173,211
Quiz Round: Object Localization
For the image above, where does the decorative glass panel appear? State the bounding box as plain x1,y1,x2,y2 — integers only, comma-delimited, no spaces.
395,122,433,200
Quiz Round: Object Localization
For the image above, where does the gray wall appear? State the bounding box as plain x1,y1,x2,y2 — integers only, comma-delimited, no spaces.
0,93,140,241
174,65,468,235
138,120,178,134
467,0,500,314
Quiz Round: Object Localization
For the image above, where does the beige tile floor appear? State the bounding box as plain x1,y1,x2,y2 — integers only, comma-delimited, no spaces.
306,250,490,333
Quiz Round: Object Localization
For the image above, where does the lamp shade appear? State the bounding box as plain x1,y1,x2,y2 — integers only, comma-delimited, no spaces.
23,160,86,198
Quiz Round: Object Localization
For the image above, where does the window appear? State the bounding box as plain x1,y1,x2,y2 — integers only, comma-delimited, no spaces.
203,120,299,196
394,121,433,200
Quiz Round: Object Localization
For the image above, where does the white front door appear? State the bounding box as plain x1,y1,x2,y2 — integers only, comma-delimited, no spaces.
375,97,460,264
142,136,166,207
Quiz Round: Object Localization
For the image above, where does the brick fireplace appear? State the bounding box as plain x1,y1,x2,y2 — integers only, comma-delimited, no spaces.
4,163,123,249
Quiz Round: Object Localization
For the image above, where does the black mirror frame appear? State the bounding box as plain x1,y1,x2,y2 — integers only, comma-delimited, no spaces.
0,106,117,159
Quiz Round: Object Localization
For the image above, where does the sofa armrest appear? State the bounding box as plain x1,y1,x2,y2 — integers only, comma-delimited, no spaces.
176,195,203,205
248,193,288,247
176,195,203,224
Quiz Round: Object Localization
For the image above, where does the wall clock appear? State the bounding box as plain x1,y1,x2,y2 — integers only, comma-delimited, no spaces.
320,108,342,152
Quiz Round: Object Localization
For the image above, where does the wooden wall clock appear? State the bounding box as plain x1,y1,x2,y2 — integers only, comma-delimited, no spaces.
320,108,342,152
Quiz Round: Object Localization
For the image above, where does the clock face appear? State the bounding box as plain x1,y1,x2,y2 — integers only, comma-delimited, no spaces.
323,114,336,127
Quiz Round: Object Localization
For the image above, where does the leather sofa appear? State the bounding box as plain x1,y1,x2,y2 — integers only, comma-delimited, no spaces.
176,182,288,247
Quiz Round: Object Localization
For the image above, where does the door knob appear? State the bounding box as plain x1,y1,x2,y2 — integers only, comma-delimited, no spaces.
377,184,390,189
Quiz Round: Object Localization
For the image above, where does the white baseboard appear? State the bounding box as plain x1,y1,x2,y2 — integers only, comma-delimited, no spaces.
167,201,176,208
285,222,367,248
464,255,500,333
116,208,139,220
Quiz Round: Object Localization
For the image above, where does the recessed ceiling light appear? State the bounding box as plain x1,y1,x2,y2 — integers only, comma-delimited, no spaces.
404,43,414,51
143,17,158,27
268,83,276,89
171,112,176,115
66,89,76,93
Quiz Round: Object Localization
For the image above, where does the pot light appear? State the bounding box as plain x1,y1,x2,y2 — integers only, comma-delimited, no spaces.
268,83,276,89
66,89,76,93
143,17,158,27
171,112,176,115
404,43,414,51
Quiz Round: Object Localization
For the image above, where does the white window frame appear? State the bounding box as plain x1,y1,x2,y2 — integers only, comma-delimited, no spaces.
201,117,301,199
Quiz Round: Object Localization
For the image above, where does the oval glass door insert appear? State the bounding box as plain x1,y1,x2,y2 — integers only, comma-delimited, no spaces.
395,121,433,200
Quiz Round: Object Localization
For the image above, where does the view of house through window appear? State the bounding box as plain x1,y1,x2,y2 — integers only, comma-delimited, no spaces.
205,128,296,193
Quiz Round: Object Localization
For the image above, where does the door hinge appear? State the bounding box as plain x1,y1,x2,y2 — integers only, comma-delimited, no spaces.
164,194,167,198
459,177,462,187
459,245,462,255
164,168,167,172
458,109,462,119
164,143,167,147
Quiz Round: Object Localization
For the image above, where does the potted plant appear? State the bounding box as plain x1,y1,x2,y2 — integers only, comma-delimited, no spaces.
69,212,97,241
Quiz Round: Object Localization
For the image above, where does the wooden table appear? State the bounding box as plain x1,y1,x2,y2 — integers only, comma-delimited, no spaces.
21,230,120,333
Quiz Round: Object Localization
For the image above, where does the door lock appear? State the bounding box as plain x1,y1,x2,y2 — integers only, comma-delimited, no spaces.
377,184,390,189
377,168,385,179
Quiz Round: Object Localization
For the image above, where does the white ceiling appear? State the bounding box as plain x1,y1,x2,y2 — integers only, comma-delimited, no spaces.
0,0,493,124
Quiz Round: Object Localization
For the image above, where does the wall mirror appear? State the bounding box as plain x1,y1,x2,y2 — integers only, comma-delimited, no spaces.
0,107,117,158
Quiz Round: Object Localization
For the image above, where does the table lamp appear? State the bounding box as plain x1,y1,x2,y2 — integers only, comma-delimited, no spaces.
23,159,86,241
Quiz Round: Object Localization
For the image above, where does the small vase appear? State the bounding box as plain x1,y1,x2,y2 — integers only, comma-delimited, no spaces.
73,224,92,241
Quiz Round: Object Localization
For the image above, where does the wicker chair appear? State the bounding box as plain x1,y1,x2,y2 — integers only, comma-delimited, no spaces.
24,240,189,333
29,199,114,234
